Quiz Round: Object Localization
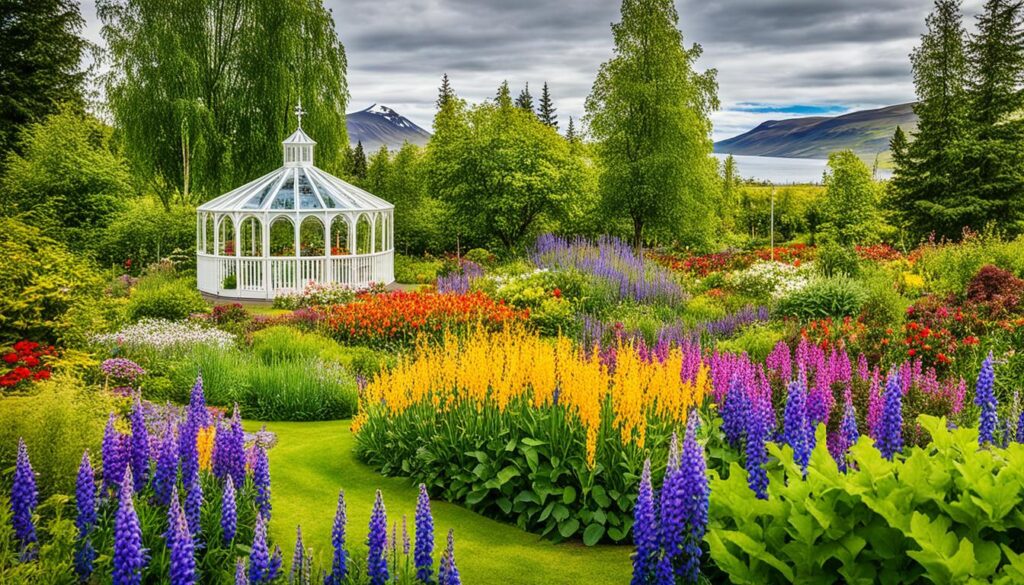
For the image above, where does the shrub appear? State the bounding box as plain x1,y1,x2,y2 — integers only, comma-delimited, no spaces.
775,278,867,319
0,377,115,498
464,247,497,267
816,242,860,278
707,417,1024,584
730,261,813,301
93,197,196,272
272,280,358,310
92,319,235,377
966,264,1024,315
394,253,443,285
715,324,784,362
125,274,206,321
250,326,338,364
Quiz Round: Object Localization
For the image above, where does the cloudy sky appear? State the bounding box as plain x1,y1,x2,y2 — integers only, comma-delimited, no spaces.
79,0,985,141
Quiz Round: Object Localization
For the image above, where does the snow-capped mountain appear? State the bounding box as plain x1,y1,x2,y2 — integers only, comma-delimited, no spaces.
346,104,432,152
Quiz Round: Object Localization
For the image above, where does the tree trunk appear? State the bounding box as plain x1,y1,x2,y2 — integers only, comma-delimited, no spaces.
632,217,644,254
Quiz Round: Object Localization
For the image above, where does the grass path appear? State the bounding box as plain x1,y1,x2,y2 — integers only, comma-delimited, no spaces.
245,419,632,585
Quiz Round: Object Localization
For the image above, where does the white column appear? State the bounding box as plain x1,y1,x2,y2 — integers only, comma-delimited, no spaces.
262,215,271,299
324,213,332,283
348,214,356,255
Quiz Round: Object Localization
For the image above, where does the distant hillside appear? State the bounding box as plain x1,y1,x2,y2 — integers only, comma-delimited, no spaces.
714,103,917,161
346,104,431,152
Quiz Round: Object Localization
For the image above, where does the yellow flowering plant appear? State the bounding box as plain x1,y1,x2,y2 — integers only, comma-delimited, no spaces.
353,327,710,544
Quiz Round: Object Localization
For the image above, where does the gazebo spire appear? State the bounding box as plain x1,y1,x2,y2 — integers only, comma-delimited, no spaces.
295,99,306,129
282,101,316,167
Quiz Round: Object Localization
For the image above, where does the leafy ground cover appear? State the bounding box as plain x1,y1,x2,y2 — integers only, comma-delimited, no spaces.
248,419,631,585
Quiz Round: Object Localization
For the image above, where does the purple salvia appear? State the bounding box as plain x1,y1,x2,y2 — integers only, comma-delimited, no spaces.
631,459,658,585
367,490,389,585
11,438,37,561
221,476,237,544
876,370,904,460
414,483,434,583
75,450,97,580
113,468,146,585
129,395,151,492
325,490,348,585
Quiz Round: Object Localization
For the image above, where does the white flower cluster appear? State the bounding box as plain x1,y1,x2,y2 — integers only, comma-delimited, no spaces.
93,319,236,351
731,260,814,300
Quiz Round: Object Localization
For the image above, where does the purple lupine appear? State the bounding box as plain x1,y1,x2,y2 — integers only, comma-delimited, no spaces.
721,373,749,449
403,515,410,556
630,459,658,585
184,470,203,539
325,490,348,585
129,395,151,492
414,483,434,583
221,476,237,544
212,417,230,482
179,417,199,493
438,529,461,585
745,392,770,499
765,340,792,382
866,368,883,439
368,490,389,585
153,419,179,507
658,416,708,583
390,521,398,576
1016,407,1024,444
75,451,97,580
113,469,146,585
253,444,271,520
269,546,282,582
188,374,210,427
227,405,246,488
837,401,859,472
876,370,904,460
783,377,812,473
11,439,37,561
249,514,272,584
167,486,196,585
290,525,306,585
235,559,247,585
975,352,997,446
103,413,128,495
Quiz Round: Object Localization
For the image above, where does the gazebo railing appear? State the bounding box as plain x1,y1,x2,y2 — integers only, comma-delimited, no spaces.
197,250,394,299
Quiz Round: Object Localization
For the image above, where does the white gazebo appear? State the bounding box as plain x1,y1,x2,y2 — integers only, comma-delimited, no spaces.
196,106,395,299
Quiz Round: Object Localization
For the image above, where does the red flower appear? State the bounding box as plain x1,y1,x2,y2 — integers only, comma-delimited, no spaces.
908,349,916,357
552,288,562,298
3,353,17,364
34,370,50,381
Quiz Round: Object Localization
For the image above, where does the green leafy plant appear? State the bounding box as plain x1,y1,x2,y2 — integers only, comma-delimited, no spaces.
707,417,1024,584
125,273,206,322
221,273,237,289
776,277,868,319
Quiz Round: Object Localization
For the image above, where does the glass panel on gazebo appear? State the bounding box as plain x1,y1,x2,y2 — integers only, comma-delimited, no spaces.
297,170,321,209
244,180,277,209
270,176,295,210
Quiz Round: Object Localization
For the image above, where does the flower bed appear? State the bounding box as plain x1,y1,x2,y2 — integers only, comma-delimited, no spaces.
316,290,528,349
1,341,53,389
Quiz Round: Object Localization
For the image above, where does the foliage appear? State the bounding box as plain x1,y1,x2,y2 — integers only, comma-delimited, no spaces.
0,218,115,345
0,377,114,498
427,86,585,251
0,107,133,249
0,0,87,156
124,273,206,322
715,325,784,363
353,328,710,544
316,290,528,349
585,0,719,247
776,278,868,320
915,231,1024,297
819,150,881,246
707,417,1024,584
94,197,196,271
98,0,350,207
395,254,443,284
1,341,55,390
816,242,862,278
965,264,1024,315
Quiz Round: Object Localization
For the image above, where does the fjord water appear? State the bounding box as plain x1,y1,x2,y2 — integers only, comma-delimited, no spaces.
713,153,893,184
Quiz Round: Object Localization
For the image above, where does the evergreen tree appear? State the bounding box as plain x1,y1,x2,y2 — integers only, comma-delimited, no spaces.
888,0,970,240
351,141,368,180
958,0,1024,234
565,116,577,143
516,82,535,113
585,0,719,248
0,0,88,157
538,82,558,128
495,81,513,108
436,73,455,110
889,126,910,174
365,145,391,194
719,154,739,232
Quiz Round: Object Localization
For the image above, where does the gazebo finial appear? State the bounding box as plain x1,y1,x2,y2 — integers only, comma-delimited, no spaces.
295,99,306,129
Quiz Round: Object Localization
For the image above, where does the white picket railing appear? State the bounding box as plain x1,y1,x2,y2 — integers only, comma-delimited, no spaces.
197,251,394,299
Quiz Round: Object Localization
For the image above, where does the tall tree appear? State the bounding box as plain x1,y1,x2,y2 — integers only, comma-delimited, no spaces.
496,81,513,108
516,82,535,113
719,154,739,232
351,141,368,180
436,73,455,110
565,116,577,143
0,0,88,157
365,145,392,195
958,0,1024,234
585,0,719,248
888,0,970,240
99,0,349,208
820,150,880,245
538,82,558,129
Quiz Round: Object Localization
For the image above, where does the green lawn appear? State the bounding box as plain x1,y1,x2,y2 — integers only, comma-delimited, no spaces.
245,419,632,585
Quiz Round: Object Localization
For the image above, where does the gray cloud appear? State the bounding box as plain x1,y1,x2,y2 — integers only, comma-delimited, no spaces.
79,0,988,142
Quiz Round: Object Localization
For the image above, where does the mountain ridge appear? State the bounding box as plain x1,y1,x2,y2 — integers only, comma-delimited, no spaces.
714,103,918,161
345,104,432,152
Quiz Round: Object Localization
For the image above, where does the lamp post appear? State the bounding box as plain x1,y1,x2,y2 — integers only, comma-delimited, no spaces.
769,182,775,262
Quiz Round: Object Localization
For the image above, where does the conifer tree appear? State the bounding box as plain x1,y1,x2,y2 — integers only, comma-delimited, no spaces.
538,82,558,129
351,141,367,180
515,82,535,113
496,81,513,109
436,73,455,110
565,116,577,143
888,0,970,240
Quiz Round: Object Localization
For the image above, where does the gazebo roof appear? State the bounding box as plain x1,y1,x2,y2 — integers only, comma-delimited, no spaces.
198,116,392,214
